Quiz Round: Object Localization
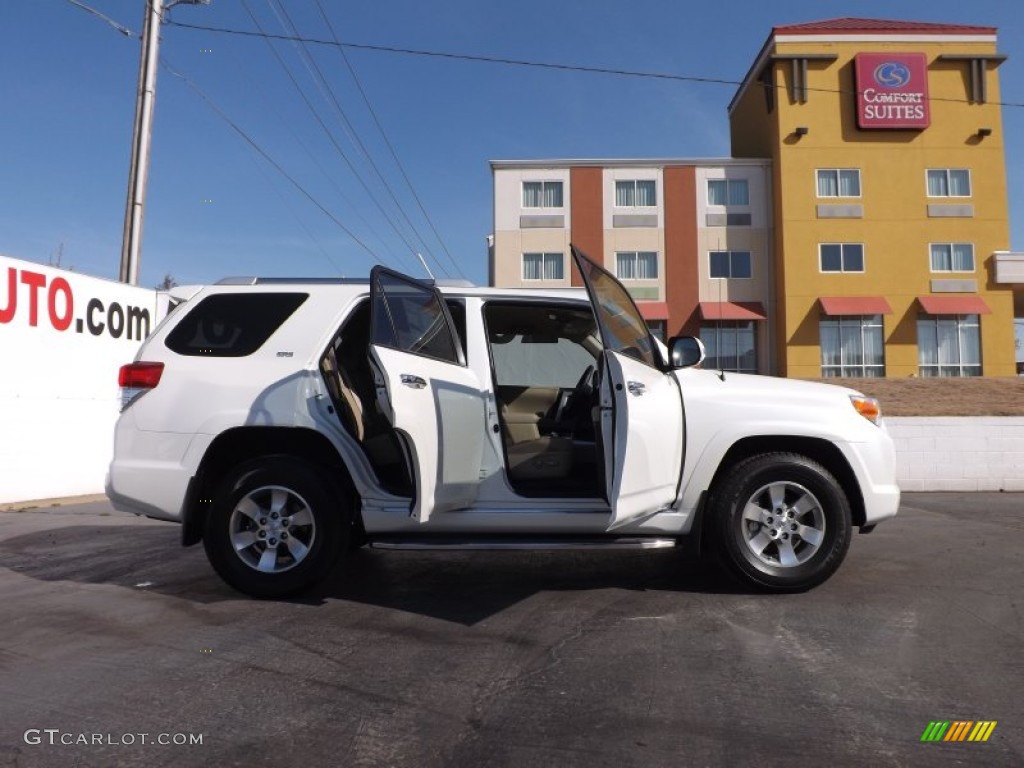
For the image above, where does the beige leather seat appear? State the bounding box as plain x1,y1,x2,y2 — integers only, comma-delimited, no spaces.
321,344,402,467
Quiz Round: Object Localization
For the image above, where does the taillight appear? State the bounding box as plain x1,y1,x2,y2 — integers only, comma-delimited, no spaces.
119,362,164,410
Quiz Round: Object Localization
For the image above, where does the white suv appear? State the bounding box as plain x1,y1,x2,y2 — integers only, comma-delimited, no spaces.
107,247,899,597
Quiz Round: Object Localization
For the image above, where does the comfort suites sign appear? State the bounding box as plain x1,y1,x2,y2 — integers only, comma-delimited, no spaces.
855,52,930,130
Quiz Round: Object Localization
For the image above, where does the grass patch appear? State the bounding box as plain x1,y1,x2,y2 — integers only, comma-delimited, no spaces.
814,377,1024,417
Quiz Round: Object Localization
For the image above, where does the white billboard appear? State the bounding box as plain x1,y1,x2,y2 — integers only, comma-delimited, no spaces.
0,255,170,503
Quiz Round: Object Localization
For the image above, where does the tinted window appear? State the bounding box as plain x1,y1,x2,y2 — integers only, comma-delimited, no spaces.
371,269,460,364
165,293,307,357
445,300,468,359
575,252,657,368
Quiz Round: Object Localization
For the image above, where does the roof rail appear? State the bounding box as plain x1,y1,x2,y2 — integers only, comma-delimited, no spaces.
215,276,477,287
215,277,370,285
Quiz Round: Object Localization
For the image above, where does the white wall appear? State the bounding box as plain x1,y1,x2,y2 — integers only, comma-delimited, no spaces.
887,417,1024,492
0,255,169,503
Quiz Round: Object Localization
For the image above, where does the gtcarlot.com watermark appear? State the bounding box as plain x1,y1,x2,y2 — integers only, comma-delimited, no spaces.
24,729,203,747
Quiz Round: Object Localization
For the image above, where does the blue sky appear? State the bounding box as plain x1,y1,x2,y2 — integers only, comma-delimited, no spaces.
2,1,1022,287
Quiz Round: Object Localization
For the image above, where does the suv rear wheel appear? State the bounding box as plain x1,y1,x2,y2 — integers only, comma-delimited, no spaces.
203,457,348,598
710,453,852,591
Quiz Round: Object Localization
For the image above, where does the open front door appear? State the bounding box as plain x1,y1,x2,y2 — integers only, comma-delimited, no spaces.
572,247,685,529
368,267,485,522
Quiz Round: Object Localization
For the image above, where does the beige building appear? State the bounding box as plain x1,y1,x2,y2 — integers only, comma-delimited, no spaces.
490,159,777,373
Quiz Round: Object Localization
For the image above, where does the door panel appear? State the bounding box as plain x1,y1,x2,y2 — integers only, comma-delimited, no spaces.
571,246,685,529
369,267,485,523
369,346,484,521
601,350,683,528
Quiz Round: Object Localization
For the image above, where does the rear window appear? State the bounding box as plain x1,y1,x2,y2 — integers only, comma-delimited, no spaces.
165,293,307,357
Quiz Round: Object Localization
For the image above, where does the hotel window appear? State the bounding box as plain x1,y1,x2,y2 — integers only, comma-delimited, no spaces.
522,252,564,281
522,180,563,208
816,169,861,197
700,321,757,373
615,251,658,280
820,243,864,273
926,169,971,197
820,315,884,377
918,314,981,377
930,243,975,272
709,251,752,279
615,180,656,207
707,179,749,206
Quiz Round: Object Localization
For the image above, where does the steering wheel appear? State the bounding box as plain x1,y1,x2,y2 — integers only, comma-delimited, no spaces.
572,364,596,402
555,364,595,435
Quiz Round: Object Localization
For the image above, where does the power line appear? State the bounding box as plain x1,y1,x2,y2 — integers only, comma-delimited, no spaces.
218,11,410,271
238,0,420,273
313,0,466,280
160,59,380,263
263,0,449,277
165,19,1024,110
311,1,464,278
247,151,348,276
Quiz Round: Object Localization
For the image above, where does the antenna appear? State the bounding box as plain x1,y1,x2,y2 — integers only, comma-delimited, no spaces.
416,252,436,280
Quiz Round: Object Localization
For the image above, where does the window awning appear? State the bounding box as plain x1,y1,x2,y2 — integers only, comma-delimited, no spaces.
636,301,669,321
698,301,767,321
819,296,893,316
917,295,992,315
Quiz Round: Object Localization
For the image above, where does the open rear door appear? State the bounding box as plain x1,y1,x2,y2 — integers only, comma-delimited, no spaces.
368,267,486,522
571,247,684,529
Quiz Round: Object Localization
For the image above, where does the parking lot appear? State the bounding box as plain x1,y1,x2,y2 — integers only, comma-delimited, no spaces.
0,493,1020,767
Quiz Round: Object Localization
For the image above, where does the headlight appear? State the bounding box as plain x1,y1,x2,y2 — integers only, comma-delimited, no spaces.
850,394,881,425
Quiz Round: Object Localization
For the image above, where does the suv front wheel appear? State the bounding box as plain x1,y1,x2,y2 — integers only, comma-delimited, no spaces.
710,453,852,591
203,457,348,598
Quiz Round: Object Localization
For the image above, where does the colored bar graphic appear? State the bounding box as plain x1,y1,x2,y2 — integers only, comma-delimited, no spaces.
944,721,972,741
921,721,949,742
968,722,998,742
921,720,996,742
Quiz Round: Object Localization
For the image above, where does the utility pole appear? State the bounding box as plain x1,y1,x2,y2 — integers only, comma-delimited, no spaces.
119,0,208,285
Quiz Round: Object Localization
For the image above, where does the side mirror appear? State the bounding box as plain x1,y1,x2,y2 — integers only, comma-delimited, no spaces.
668,336,706,369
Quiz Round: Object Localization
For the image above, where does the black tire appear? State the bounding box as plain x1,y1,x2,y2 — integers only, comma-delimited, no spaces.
203,456,350,598
709,452,852,591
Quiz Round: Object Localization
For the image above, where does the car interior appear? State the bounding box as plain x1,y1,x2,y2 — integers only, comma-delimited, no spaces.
483,302,603,498
319,297,604,502
320,300,414,497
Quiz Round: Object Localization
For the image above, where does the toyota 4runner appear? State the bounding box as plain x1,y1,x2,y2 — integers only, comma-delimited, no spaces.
107,247,899,597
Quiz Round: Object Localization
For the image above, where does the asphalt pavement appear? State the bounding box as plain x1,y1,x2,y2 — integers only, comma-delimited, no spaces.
0,493,1021,767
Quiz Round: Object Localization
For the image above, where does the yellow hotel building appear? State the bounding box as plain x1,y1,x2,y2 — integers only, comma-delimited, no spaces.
730,17,1019,377
490,18,1023,377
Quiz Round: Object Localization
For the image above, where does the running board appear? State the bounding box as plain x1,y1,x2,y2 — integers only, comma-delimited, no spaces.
368,536,678,551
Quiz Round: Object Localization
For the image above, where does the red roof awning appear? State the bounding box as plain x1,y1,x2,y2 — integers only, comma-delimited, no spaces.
636,301,669,321
819,296,893,316
917,295,992,315
698,301,767,321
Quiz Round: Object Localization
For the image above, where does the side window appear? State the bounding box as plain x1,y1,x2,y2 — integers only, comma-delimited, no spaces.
485,303,598,388
445,299,468,360
165,293,307,357
370,269,461,364
575,255,657,368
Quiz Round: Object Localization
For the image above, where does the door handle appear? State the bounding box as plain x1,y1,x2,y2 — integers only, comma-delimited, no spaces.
400,374,427,389
627,381,646,396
